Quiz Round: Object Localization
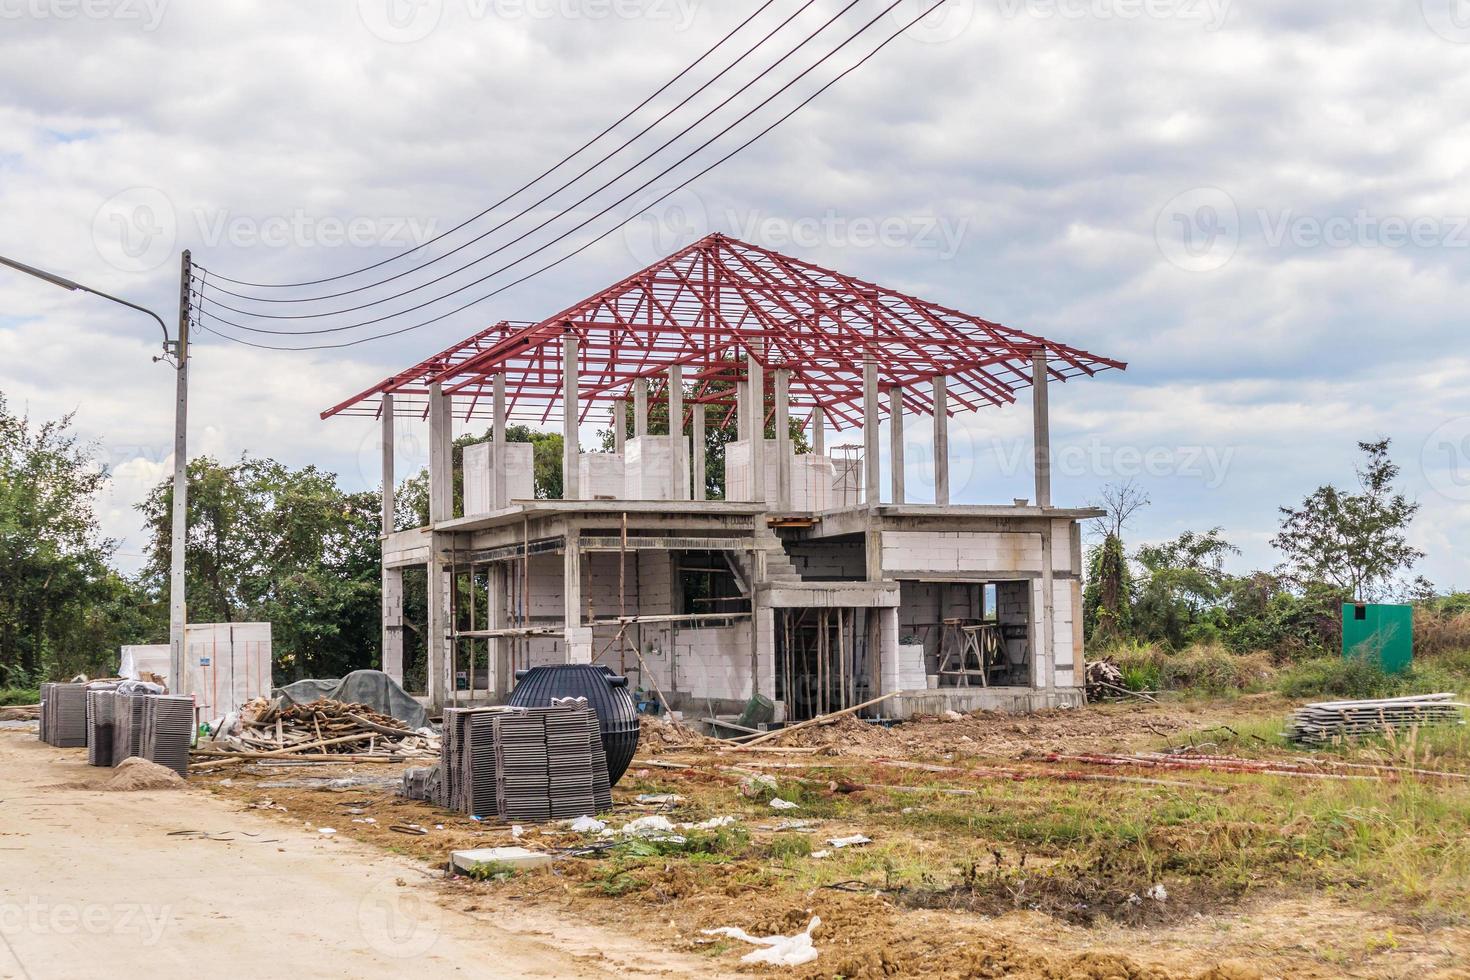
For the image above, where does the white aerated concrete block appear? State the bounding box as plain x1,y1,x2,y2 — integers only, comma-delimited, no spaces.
578,452,624,500
625,436,675,500
452,848,556,873
464,441,534,515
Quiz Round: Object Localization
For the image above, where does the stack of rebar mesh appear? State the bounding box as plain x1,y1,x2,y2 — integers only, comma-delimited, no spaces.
39,682,89,748
1286,693,1467,745
421,700,611,821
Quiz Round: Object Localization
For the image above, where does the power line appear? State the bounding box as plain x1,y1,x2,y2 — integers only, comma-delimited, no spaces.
196,0,859,323
202,0,813,308
201,0,779,292
195,0,894,337
196,0,951,353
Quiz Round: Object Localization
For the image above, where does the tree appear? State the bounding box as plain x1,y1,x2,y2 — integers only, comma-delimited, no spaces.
1272,439,1425,601
0,394,146,682
1132,528,1240,648
1083,480,1149,643
138,456,382,680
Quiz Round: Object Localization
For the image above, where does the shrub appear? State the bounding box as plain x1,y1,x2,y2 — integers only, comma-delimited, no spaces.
1275,656,1402,700
0,688,40,707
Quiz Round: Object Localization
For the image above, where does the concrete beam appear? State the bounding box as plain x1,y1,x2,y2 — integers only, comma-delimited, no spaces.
932,376,949,506
1032,350,1051,508
889,385,905,504
863,359,880,507
774,368,790,509
563,334,580,501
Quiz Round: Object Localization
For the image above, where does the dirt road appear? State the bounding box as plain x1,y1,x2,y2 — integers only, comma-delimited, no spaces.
0,732,720,980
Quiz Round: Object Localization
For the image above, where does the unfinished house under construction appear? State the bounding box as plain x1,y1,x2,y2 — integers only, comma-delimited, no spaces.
324,234,1125,721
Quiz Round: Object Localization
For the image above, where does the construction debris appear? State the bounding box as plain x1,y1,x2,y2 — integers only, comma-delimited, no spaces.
701,915,821,967
1285,693,1467,745
201,697,439,763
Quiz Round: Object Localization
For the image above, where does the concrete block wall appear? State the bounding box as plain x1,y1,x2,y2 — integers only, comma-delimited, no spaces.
671,621,752,702
786,539,865,580
724,439,846,511
897,581,982,670
578,453,625,500
463,441,534,515
831,458,863,508
881,530,1044,575
625,436,676,500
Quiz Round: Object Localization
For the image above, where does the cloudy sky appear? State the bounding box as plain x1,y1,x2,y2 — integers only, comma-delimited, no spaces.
1,0,1467,586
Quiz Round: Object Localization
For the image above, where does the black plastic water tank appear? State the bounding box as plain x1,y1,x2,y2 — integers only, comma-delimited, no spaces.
509,665,640,785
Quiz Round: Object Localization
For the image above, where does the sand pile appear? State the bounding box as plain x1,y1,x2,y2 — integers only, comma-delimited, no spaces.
104,757,185,791
638,715,718,752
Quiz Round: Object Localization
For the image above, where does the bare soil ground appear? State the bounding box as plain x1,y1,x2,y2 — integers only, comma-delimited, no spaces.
183,695,1470,979
0,730,726,980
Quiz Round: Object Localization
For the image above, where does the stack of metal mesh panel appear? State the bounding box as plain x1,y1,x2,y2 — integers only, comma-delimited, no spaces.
495,710,551,822
545,705,597,820
86,689,118,767
461,712,501,819
112,693,148,762
141,695,194,776
439,708,479,810
39,682,88,747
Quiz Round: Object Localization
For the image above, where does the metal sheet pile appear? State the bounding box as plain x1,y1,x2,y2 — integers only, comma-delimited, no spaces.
416,699,611,821
1286,693,1467,744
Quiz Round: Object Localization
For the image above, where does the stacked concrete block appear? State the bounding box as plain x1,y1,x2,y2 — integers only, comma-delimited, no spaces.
577,452,625,500
831,457,864,508
792,454,837,511
624,436,676,500
882,642,929,693
880,530,1044,575
464,442,535,515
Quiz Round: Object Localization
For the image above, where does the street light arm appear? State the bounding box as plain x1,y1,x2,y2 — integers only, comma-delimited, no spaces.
0,253,171,346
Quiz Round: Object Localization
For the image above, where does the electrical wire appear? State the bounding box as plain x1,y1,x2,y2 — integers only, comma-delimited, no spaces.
194,0,951,353
201,0,815,307
194,0,894,336
201,0,779,291
196,0,857,320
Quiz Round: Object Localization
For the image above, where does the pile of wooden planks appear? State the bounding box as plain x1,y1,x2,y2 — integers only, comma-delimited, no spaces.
1286,693,1466,745
193,698,438,764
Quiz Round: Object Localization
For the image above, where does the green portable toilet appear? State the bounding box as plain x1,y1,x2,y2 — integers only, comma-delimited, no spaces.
1342,603,1413,674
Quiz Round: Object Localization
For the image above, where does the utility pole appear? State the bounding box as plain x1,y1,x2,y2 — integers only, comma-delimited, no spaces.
168,250,192,696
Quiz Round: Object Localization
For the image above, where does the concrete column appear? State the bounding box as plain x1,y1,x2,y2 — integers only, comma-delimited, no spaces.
428,383,453,523
426,535,451,709
812,406,825,457
748,346,765,504
380,393,395,532
774,368,791,510
613,399,626,454
1032,350,1051,508
932,376,950,506
735,381,747,443
633,378,649,437
889,385,905,504
691,401,706,500
381,567,404,683
1041,520,1055,696
668,363,686,499
492,372,507,511
563,334,580,501
863,358,880,507
563,523,590,664
490,562,508,699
